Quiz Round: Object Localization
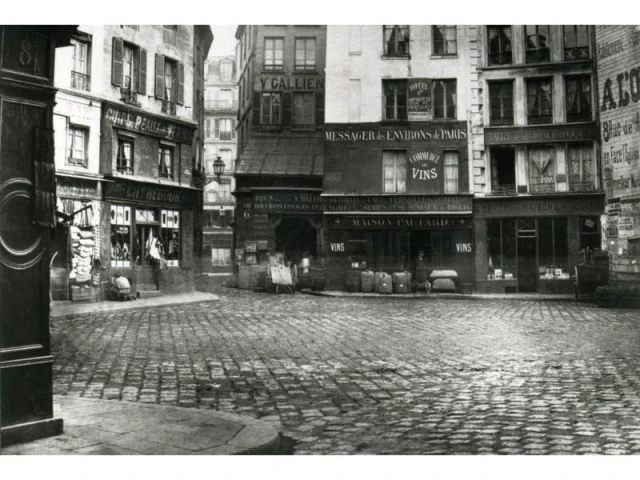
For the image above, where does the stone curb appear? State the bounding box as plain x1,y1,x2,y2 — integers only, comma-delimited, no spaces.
300,289,575,302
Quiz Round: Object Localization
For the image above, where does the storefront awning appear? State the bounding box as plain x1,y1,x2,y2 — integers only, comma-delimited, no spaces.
235,136,324,176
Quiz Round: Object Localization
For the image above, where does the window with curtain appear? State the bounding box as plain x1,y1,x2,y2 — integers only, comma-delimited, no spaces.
565,75,592,122
444,151,459,194
526,25,550,63
383,25,410,56
529,146,555,193
527,77,553,125
433,26,457,55
68,126,88,167
264,37,284,70
122,43,136,91
292,92,315,126
116,137,133,174
433,79,456,119
489,80,514,125
71,38,90,90
295,37,316,70
383,80,407,121
487,218,516,279
568,144,594,192
158,145,174,179
261,92,281,125
487,26,512,65
163,58,177,103
382,151,407,193
564,25,590,60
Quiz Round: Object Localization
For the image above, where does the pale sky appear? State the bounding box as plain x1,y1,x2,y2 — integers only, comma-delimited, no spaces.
210,25,237,58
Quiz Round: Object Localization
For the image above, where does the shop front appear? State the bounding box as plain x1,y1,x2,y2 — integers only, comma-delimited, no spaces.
474,195,604,293
103,179,197,295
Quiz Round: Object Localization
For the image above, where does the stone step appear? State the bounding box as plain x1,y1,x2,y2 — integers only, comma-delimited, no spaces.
136,290,162,299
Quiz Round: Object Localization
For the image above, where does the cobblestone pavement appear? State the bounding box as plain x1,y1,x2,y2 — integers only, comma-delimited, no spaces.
51,291,640,454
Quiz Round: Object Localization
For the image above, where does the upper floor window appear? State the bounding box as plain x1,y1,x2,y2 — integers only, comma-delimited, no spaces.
264,37,284,71
163,58,177,103
216,118,235,141
67,126,88,167
292,92,315,126
433,26,457,56
70,37,90,91
489,80,514,126
382,150,407,193
163,25,178,46
219,88,233,109
155,55,184,107
158,144,174,179
564,25,590,60
116,137,133,175
526,77,553,125
525,25,550,63
295,37,316,71
566,75,592,123
220,60,233,82
529,146,556,193
568,144,595,192
261,92,281,125
443,151,459,194
487,26,512,65
111,38,146,101
383,79,407,121
383,25,410,57
123,43,137,91
433,79,457,119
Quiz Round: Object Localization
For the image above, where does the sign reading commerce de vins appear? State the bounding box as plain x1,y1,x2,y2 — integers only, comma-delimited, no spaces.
105,106,195,144
325,123,467,143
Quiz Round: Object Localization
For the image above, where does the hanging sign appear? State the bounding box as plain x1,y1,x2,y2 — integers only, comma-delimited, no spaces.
408,79,432,121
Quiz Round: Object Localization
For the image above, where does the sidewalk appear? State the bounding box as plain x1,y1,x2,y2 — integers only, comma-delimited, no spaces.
301,289,575,301
1,395,282,455
51,291,219,318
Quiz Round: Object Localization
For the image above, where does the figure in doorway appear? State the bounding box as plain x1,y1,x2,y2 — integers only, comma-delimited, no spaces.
414,250,431,293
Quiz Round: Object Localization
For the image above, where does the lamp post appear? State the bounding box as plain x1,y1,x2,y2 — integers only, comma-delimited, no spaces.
212,155,225,183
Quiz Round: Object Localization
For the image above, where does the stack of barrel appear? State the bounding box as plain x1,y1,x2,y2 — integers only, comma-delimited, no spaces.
357,270,411,294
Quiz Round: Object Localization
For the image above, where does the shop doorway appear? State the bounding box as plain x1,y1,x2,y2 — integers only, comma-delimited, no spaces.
275,217,317,264
517,235,537,292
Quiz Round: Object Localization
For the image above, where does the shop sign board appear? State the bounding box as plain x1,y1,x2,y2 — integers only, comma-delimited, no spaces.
253,191,323,213
104,104,195,144
104,181,196,207
323,194,472,213
474,196,605,218
484,123,597,146
56,177,101,200
329,215,471,230
259,75,323,91
324,122,467,145
407,79,432,121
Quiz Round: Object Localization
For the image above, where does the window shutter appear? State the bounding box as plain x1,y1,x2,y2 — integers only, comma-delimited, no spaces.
154,54,164,99
111,37,124,87
214,119,220,138
253,91,261,126
231,119,236,138
138,48,147,95
282,91,292,127
315,91,324,126
177,62,185,105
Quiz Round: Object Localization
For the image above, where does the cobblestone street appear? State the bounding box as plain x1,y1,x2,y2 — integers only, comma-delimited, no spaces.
51,291,640,454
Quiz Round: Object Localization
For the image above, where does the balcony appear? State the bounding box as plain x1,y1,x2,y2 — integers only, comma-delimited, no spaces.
205,99,239,111
161,100,177,115
489,184,516,196
569,181,597,193
71,71,90,91
120,88,138,105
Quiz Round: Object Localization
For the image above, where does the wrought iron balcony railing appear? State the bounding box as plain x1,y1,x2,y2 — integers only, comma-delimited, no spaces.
71,71,90,91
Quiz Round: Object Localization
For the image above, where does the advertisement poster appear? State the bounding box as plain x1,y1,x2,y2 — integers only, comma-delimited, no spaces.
408,79,432,121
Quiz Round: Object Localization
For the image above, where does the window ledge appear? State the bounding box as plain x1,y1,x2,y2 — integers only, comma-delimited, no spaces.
262,68,285,74
381,55,411,60
293,69,318,74
480,59,592,71
430,54,458,59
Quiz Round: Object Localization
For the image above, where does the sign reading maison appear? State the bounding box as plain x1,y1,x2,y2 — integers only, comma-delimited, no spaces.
325,125,467,143
105,106,195,143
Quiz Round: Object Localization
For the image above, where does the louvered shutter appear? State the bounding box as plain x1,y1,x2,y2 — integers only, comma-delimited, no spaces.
111,37,124,87
177,62,185,105
138,48,147,95
154,54,164,99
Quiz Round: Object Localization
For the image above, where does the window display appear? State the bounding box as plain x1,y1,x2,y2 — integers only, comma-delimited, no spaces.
110,204,131,267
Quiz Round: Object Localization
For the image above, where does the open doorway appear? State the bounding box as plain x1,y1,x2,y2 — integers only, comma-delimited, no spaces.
275,217,317,265
491,147,516,195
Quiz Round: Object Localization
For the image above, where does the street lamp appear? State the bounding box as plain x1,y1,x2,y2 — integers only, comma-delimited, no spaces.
213,155,225,182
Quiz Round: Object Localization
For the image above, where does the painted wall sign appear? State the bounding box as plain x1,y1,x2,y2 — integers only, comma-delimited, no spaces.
474,196,604,218
408,79,432,121
409,150,440,182
253,191,323,213
325,122,467,144
104,181,196,207
56,177,101,200
323,195,472,213
456,242,472,253
329,215,471,230
329,242,345,253
484,123,597,146
259,76,324,91
104,105,195,144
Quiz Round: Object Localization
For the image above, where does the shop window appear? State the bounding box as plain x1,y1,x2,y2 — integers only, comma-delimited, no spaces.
135,209,160,266
538,217,569,279
70,36,91,90
383,79,407,121
216,118,235,140
116,137,133,175
489,80,513,126
487,26,512,65
433,79,456,120
433,26,457,56
564,25,590,60
527,77,553,125
490,147,516,195
163,25,178,46
67,125,88,167
580,216,600,251
382,150,407,193
565,75,592,123
261,92,281,125
295,37,316,71
155,54,184,107
529,146,556,193
211,247,232,266
158,144,174,179
293,92,315,126
525,25,550,63
110,205,131,268
203,208,233,228
487,218,516,280
568,144,595,192
444,151,459,194
264,37,284,71
383,25,410,57
161,209,180,266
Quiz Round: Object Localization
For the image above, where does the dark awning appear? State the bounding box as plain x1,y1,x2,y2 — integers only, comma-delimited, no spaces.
235,135,324,177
